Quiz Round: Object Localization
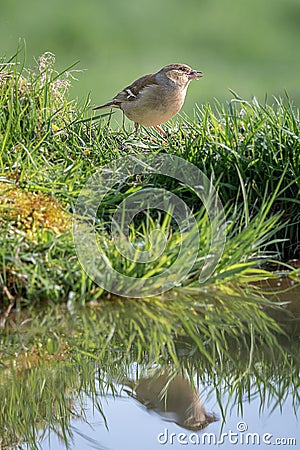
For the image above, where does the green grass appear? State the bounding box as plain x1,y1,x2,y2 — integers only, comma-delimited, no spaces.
0,51,299,306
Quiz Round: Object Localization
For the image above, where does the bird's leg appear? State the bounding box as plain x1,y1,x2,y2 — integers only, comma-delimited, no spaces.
134,123,139,135
155,125,166,136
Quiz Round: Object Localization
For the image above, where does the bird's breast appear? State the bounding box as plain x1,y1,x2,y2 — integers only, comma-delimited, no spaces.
121,85,187,126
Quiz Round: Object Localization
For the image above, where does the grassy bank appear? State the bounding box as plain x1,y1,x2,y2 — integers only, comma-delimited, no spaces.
0,52,299,306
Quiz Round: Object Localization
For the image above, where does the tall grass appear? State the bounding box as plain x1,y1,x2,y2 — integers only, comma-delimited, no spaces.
0,51,299,305
174,96,300,257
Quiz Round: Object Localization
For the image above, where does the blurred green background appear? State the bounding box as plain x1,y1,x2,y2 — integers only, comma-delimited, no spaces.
1,0,300,113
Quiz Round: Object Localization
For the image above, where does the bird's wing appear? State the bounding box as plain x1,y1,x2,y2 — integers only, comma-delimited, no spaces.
93,73,158,110
117,73,158,101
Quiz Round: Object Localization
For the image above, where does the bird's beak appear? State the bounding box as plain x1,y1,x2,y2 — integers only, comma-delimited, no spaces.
188,70,203,80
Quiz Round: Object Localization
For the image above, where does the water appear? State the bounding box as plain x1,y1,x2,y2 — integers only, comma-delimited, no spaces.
1,277,299,450
38,377,298,450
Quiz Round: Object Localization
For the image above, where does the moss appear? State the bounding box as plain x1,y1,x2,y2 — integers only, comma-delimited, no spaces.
0,182,70,237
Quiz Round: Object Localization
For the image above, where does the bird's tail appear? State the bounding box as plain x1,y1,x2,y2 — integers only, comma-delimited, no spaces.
93,101,118,110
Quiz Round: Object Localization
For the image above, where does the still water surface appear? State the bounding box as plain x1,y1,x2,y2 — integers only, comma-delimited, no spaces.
1,278,298,450
38,376,298,450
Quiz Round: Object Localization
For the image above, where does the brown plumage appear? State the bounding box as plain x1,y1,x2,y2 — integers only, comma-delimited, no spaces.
93,63,202,134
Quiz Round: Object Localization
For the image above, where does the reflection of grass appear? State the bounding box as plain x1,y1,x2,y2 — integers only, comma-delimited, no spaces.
0,51,299,305
0,298,299,449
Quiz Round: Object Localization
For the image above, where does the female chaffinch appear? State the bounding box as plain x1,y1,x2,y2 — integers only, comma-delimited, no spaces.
93,63,202,134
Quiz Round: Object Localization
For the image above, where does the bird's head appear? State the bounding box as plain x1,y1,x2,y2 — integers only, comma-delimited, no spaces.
158,64,203,88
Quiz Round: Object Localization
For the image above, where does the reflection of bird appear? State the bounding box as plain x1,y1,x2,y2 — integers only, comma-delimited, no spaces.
124,372,217,430
93,64,202,134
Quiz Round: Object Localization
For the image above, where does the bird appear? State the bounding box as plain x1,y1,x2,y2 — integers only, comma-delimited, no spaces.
93,63,202,134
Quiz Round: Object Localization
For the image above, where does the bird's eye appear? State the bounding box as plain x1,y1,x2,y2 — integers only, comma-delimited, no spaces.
179,67,186,71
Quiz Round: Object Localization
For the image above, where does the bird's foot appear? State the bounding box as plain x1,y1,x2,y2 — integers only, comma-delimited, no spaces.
155,125,166,136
